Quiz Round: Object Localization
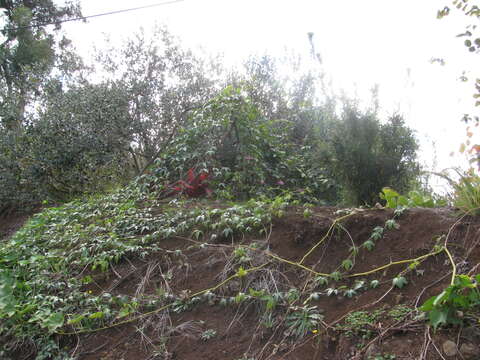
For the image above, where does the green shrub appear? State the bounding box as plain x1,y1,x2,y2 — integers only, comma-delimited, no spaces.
330,107,419,205
146,86,335,202
380,187,447,209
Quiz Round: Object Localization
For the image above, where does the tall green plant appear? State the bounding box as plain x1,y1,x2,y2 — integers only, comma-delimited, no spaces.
330,106,419,205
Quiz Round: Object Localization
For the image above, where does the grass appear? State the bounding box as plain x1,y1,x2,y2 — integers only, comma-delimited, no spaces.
435,168,480,215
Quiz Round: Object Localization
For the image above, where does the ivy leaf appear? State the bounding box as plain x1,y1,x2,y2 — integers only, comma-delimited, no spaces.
88,311,104,320
392,276,408,289
385,219,400,230
344,289,357,298
363,240,375,251
315,276,328,287
45,312,64,332
428,308,448,332
341,259,353,271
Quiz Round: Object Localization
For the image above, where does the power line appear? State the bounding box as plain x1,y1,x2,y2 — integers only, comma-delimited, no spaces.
4,0,186,31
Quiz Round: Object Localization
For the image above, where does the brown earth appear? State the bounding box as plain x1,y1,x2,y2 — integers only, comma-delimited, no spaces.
0,209,34,241
14,206,480,360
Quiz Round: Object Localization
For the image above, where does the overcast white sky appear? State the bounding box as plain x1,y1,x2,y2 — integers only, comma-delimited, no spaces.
62,0,480,180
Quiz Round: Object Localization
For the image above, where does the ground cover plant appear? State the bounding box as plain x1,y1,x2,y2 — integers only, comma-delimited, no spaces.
1,175,480,359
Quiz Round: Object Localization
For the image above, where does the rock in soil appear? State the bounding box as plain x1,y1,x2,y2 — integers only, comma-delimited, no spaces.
442,340,458,357
460,342,480,359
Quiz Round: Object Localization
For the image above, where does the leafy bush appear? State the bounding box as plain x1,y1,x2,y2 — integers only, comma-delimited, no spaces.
330,108,419,205
145,86,335,202
0,83,133,212
420,274,480,331
380,187,447,209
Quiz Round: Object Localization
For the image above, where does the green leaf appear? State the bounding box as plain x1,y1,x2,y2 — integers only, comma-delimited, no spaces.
428,308,448,332
363,240,375,251
385,219,399,230
45,312,64,332
236,266,247,278
88,311,104,320
344,289,357,298
392,276,408,289
342,259,353,271
67,314,85,325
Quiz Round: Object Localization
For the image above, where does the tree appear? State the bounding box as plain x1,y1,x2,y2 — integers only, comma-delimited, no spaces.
0,0,82,130
330,105,419,205
96,26,218,170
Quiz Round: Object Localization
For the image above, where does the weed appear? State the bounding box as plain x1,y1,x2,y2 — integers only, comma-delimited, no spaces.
286,305,324,338
0,186,286,358
392,276,408,289
336,309,385,339
385,219,399,230
380,187,445,209
200,329,217,341
420,274,480,331
387,304,413,321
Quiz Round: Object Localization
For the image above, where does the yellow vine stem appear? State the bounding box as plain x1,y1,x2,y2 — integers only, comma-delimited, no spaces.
443,246,456,286
299,212,357,265
265,252,330,277
56,262,270,336
347,247,445,278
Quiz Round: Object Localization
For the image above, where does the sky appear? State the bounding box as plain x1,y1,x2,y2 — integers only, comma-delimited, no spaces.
62,0,480,186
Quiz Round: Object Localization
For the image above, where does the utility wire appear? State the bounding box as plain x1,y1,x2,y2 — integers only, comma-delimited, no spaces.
4,0,185,31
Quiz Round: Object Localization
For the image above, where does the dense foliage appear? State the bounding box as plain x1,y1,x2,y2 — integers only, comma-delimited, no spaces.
0,16,421,213
330,109,419,205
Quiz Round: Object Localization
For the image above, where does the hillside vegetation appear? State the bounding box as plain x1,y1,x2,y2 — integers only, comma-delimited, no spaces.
1,2,480,359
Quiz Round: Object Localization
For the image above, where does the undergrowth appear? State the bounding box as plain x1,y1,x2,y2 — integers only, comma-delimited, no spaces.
0,184,287,359
1,181,478,359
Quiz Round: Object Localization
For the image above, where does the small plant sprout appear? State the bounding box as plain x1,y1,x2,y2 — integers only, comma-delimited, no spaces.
385,219,400,230
370,226,384,240
233,246,252,263
303,204,313,218
393,206,407,217
314,275,329,287
200,329,217,341
191,229,203,240
392,276,408,289
326,288,338,296
362,239,375,251
236,266,248,278
286,288,300,303
370,280,380,288
329,271,343,282
235,292,249,304
344,288,357,298
349,245,359,255
286,305,324,338
353,280,366,291
342,259,354,271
